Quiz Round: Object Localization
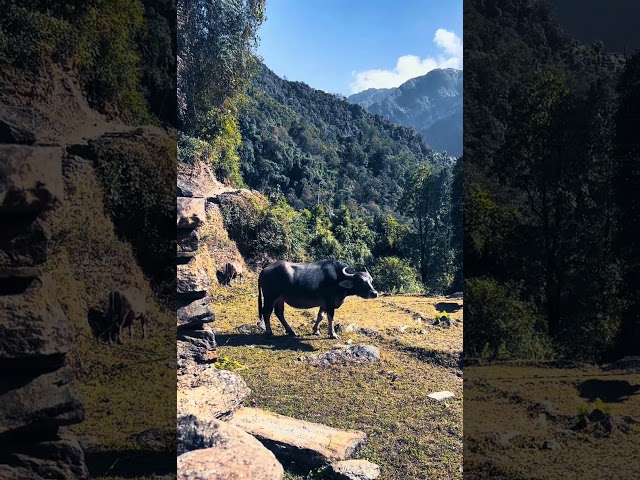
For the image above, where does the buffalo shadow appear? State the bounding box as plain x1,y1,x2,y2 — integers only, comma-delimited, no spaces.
577,379,640,403
214,332,316,352
435,301,463,313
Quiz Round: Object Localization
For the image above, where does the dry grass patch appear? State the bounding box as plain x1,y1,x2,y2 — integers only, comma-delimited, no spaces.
465,365,640,479
213,281,463,479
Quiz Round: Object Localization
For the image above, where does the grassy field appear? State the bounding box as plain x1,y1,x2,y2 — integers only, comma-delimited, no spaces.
213,275,463,480
465,364,640,479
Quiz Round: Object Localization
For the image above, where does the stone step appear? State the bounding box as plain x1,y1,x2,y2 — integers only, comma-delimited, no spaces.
229,408,367,468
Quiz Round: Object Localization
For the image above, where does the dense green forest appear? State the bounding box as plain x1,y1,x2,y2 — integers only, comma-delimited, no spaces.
464,0,639,361
0,0,176,125
178,0,463,295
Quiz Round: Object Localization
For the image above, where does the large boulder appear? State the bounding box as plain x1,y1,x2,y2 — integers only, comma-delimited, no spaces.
177,261,211,298
0,145,63,214
177,365,250,420
229,408,367,468
0,366,84,435
177,419,283,480
177,299,215,329
0,104,36,144
0,219,49,268
0,433,88,480
177,197,205,230
0,281,73,360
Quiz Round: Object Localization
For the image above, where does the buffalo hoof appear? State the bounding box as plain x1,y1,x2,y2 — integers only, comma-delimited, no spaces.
329,333,340,339
287,330,298,337
312,331,321,336
265,331,274,337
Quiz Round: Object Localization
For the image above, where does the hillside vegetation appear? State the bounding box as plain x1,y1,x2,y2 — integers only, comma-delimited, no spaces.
464,0,638,362
231,63,463,294
0,0,176,125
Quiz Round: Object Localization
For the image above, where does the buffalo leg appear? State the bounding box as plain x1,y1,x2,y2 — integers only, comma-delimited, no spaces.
262,298,275,336
327,307,338,339
274,299,297,336
141,317,147,339
312,308,325,335
129,324,133,341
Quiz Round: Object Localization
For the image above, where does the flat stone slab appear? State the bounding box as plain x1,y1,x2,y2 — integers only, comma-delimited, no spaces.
177,300,215,329
427,391,455,401
330,460,381,480
229,407,367,467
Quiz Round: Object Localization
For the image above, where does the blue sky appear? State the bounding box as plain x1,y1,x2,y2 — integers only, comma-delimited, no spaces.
257,0,463,95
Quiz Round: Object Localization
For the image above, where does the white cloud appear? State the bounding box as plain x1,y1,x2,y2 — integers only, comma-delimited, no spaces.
349,29,462,94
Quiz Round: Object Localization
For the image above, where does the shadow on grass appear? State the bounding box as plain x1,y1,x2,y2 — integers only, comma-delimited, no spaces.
86,449,175,478
215,333,316,352
434,301,463,313
577,379,640,403
400,345,463,370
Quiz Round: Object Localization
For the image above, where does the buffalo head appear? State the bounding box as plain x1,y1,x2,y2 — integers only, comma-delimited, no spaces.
339,266,378,299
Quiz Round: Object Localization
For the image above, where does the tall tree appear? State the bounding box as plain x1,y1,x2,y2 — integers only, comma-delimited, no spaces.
613,52,640,357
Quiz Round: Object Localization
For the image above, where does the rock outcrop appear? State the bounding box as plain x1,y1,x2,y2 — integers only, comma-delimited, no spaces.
176,180,216,369
176,161,280,477
0,113,88,479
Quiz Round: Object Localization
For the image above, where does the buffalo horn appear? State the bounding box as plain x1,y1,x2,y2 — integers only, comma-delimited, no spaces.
341,267,355,277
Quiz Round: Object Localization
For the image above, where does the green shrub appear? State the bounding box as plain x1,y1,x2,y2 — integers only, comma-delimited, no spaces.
0,3,73,69
464,278,552,361
371,257,423,294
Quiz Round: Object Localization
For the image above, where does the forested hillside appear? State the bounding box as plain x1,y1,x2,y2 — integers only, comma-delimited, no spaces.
349,68,463,156
464,0,636,361
0,0,176,125
234,63,462,293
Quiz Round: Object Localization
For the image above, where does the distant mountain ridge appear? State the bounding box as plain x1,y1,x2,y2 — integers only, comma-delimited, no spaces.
348,68,463,156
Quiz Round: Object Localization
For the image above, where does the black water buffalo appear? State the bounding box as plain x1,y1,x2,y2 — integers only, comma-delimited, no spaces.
257,259,378,339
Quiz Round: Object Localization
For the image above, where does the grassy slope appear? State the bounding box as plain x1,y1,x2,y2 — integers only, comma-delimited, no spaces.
213,274,463,480
465,365,640,479
44,156,175,479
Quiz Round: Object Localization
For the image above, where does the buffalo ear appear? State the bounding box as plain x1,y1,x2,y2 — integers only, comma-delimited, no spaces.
339,280,354,289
